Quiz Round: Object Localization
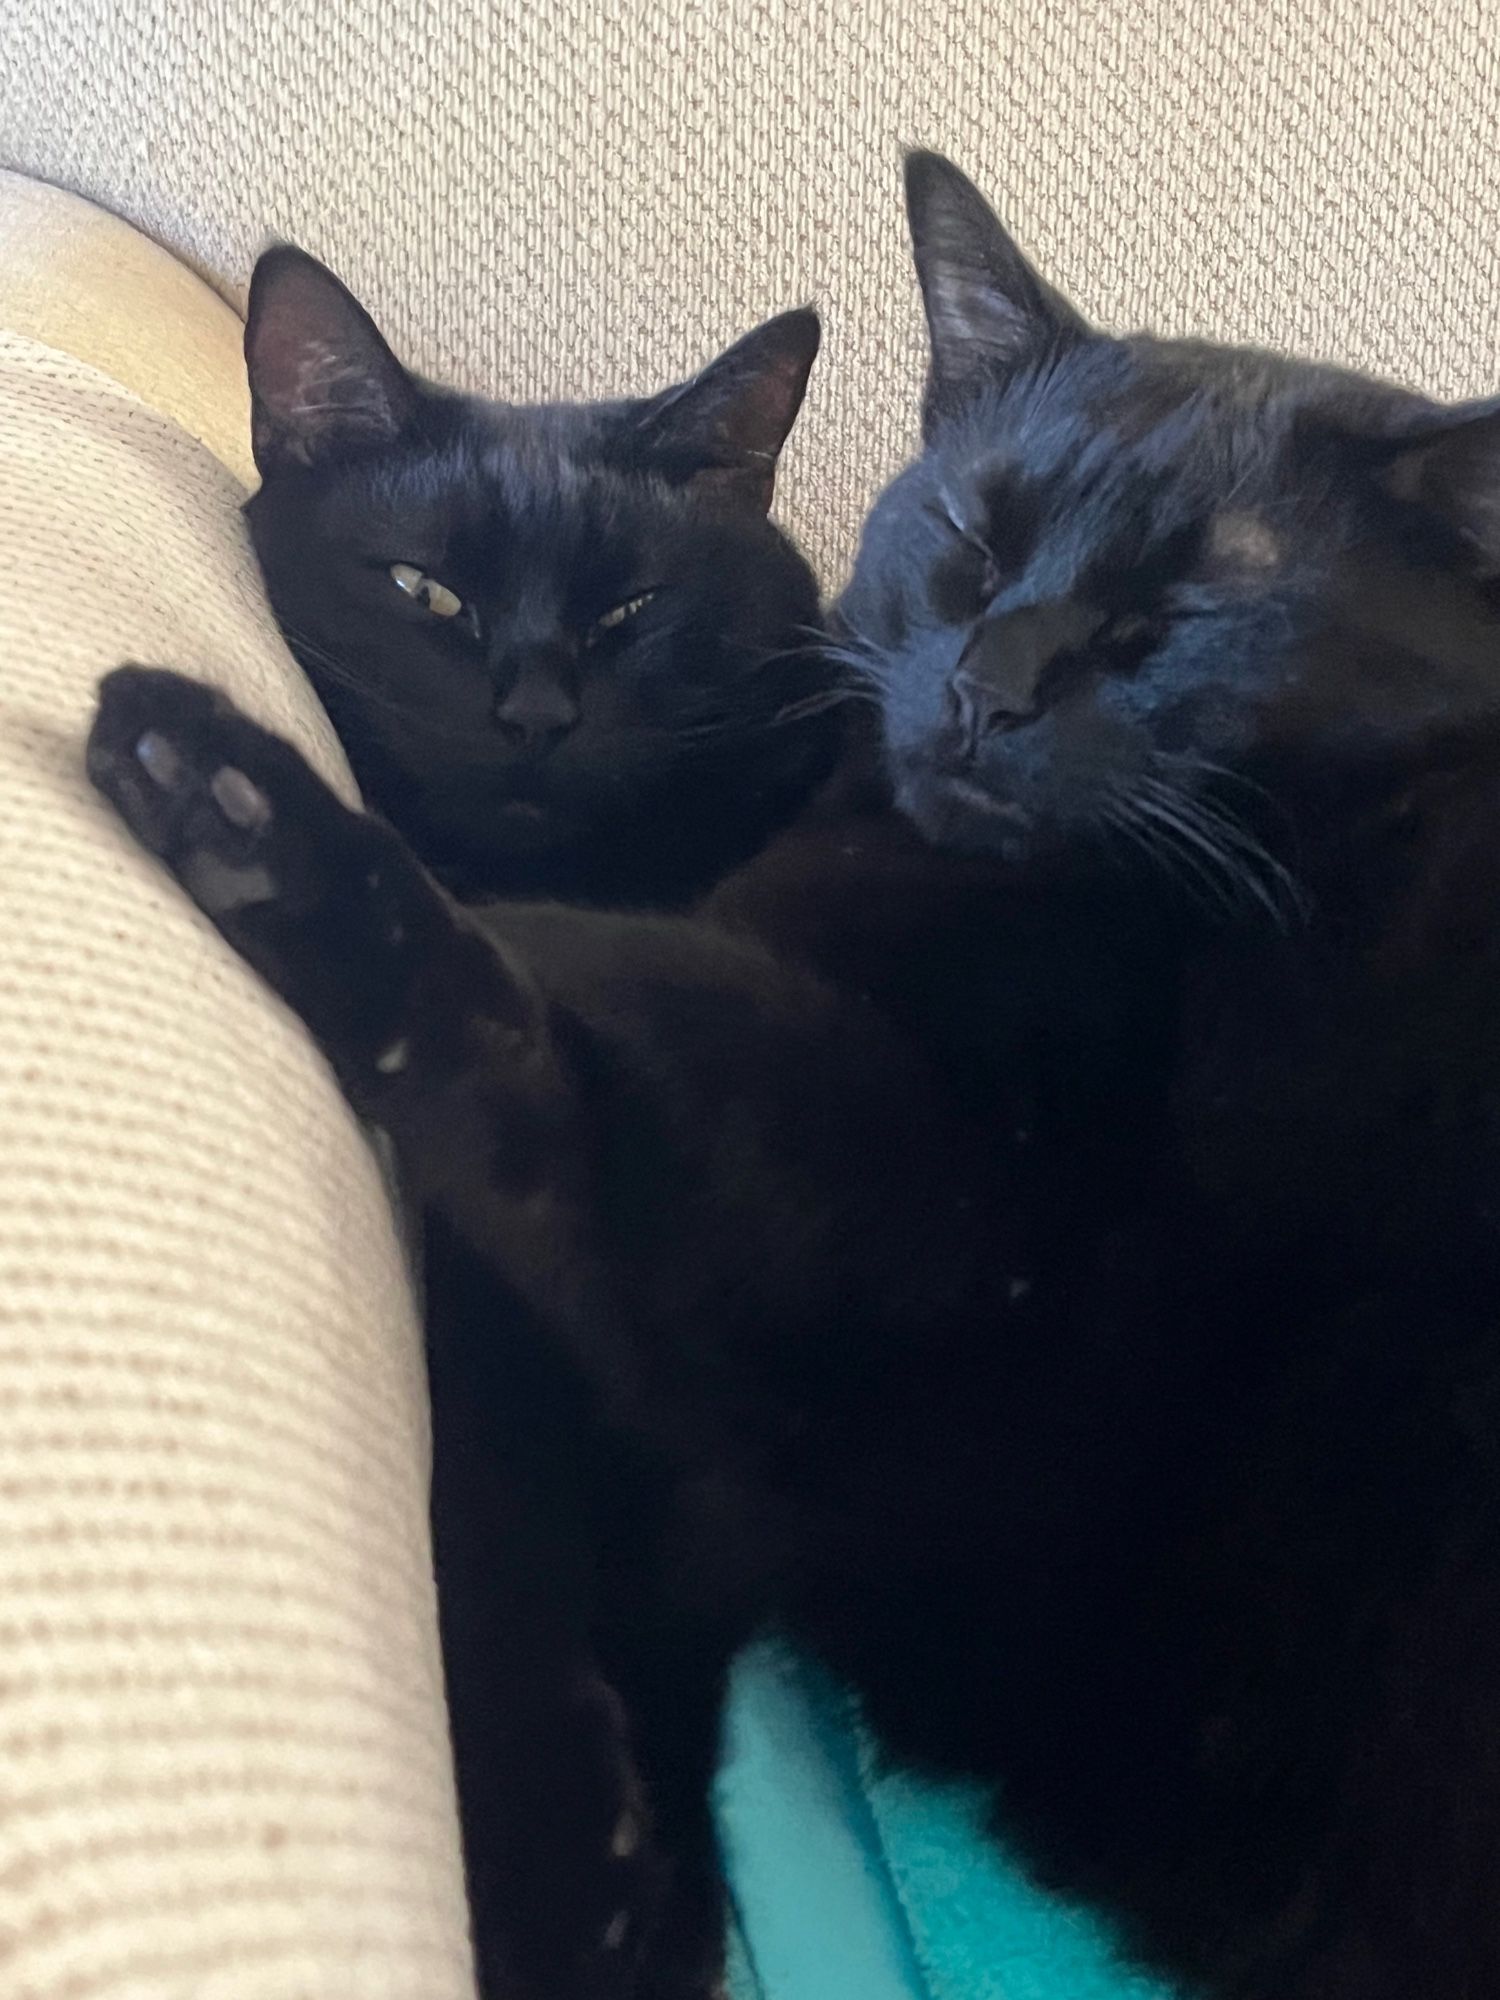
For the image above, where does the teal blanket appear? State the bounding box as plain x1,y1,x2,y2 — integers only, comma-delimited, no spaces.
715,1642,1176,2000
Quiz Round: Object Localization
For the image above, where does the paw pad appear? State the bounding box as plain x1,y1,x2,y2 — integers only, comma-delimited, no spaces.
136,731,184,791
210,765,273,833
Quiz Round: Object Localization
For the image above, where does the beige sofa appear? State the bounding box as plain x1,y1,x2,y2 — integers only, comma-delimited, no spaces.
1,4,1496,1993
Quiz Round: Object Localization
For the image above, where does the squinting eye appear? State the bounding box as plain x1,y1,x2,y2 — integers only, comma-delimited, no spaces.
389,562,464,619
588,589,658,644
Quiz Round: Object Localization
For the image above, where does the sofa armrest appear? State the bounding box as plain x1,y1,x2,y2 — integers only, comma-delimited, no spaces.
0,177,476,1998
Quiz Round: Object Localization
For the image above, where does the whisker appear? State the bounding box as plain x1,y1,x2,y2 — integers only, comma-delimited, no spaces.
769,685,877,727
1157,778,1311,926
1167,754,1278,812
720,636,836,669
1127,789,1243,917
1140,782,1274,917
1098,792,1213,912
1130,773,1308,930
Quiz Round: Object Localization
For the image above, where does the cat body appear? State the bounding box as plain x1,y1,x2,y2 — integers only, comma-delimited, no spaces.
229,246,851,1996
88,160,1500,2000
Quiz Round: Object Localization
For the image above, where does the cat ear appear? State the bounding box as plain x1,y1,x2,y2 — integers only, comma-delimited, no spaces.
1377,397,1500,568
630,309,821,512
245,246,418,476
904,151,1088,423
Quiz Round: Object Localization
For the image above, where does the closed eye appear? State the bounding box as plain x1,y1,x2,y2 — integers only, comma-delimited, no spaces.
927,520,1001,626
389,562,465,620
586,588,661,647
926,493,1000,605
1100,610,1164,672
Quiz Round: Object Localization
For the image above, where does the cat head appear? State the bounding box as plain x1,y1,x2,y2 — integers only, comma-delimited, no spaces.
243,248,839,904
840,152,1500,895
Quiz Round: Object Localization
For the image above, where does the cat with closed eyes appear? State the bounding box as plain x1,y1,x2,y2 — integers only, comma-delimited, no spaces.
235,246,850,1998
89,152,1500,2000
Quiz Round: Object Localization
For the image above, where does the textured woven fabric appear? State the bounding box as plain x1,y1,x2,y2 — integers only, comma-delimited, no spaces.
0,324,474,1998
0,172,255,486
2,0,1497,582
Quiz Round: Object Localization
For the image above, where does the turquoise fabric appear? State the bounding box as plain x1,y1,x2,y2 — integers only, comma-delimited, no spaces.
715,1641,1178,2000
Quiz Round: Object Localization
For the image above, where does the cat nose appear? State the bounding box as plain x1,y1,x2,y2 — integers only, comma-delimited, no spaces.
492,666,580,754
950,600,1101,747
949,666,1033,745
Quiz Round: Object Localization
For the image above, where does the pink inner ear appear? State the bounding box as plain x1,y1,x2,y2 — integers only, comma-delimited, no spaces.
719,348,812,461
248,255,411,459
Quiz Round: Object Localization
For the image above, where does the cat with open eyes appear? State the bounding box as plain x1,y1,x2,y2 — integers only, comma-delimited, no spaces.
90,154,1500,2000
234,246,850,1998
242,246,845,909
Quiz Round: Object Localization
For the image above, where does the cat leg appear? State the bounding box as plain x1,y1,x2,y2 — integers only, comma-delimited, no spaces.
86,666,615,1320
89,669,732,1995
87,667,544,1109
596,1590,740,1999
423,1225,677,2000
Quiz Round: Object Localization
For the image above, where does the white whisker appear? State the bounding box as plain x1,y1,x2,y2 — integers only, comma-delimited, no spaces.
1101,768,1309,933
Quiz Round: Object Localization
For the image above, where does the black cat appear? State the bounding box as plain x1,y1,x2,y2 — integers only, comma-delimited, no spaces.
832,155,1500,1997
242,246,844,907
236,247,851,1999
89,153,1500,2000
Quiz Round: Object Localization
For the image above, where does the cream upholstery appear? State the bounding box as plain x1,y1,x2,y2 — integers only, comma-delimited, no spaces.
0,5,1498,1994
0,174,255,486
0,179,473,1998
2,0,1497,581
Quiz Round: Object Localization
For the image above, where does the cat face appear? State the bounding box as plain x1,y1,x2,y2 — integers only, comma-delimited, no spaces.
841,154,1500,873
243,249,838,904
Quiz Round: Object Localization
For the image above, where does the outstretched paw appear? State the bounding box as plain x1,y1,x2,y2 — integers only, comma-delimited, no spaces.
87,665,452,1076
88,665,350,915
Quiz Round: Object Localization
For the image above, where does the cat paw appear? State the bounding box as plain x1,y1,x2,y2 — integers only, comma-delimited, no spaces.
87,666,349,916
87,665,556,1129
87,665,454,1079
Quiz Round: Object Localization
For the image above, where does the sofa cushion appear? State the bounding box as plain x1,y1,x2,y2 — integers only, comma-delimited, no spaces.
0,204,475,1994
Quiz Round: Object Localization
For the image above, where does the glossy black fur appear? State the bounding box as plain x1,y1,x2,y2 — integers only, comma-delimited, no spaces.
242,247,843,908
89,158,1500,2000
828,155,1500,1997
232,248,852,1995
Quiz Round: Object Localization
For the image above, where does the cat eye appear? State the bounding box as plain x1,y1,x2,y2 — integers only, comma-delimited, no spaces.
937,490,977,542
930,491,991,558
585,589,659,646
389,562,465,620
928,493,1001,605
1108,613,1152,643
1100,610,1163,672
928,517,1001,624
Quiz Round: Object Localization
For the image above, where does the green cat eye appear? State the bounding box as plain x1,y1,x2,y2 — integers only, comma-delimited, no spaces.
389,562,464,620
588,589,659,643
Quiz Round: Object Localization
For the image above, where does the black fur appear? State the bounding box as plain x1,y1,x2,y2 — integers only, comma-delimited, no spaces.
243,246,842,907
830,153,1500,1999
236,248,851,1997
87,158,1500,2000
